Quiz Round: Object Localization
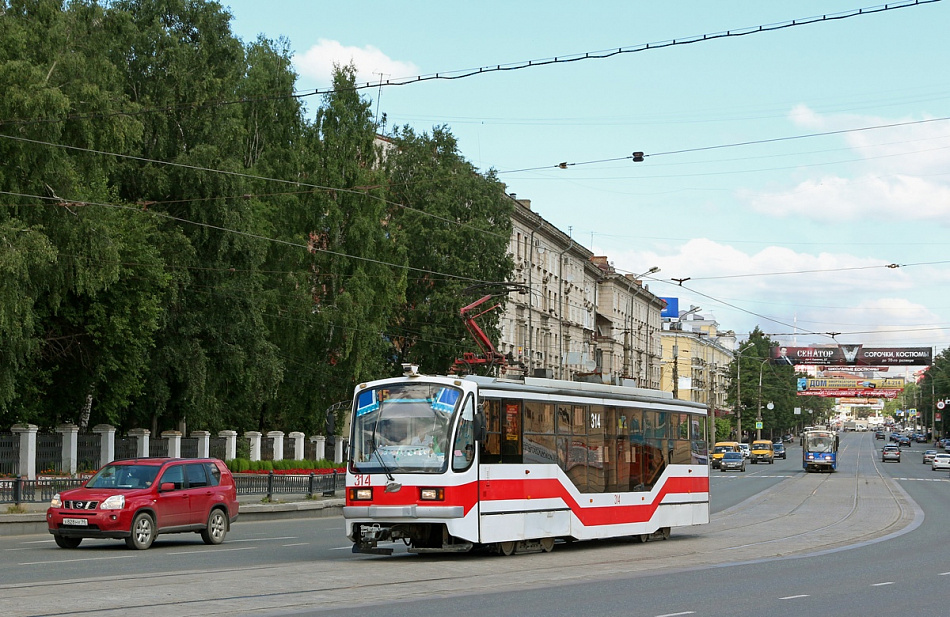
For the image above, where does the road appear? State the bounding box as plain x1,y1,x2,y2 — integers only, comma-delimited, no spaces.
1,432,946,617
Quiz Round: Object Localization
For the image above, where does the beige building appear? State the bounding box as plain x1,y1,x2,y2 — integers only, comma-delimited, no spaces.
499,196,664,387
660,312,736,413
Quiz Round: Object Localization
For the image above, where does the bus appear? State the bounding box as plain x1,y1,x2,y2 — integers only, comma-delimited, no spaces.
344,365,710,555
802,429,839,472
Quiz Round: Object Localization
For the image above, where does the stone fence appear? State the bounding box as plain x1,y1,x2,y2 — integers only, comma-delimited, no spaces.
1,423,347,480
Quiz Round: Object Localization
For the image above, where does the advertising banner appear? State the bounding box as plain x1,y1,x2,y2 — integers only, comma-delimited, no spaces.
772,345,931,366
797,389,899,399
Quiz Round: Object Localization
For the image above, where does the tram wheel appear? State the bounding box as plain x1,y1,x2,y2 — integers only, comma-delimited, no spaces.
635,533,650,543
499,541,516,556
659,527,671,540
540,537,555,553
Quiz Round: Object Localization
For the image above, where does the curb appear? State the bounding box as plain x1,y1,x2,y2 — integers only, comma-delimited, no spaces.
0,499,346,537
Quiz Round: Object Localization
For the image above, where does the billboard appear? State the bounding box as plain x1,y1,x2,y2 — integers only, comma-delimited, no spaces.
660,297,679,319
797,376,904,398
772,345,931,366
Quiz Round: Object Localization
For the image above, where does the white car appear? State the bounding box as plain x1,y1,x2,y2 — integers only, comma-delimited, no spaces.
931,453,950,471
738,443,751,459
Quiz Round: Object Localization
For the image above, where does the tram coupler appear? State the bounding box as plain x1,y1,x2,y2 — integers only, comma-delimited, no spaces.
352,542,394,555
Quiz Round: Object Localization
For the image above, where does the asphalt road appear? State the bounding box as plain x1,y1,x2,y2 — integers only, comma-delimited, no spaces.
2,432,945,617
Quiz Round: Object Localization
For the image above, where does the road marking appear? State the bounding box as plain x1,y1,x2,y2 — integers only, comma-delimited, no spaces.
939,572,950,576
229,536,298,543
281,542,310,547
779,595,809,600
871,582,894,587
169,546,255,555
19,555,136,566
655,612,695,617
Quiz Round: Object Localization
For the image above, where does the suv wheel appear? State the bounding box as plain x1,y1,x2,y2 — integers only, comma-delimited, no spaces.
200,509,228,545
126,512,156,550
54,535,82,549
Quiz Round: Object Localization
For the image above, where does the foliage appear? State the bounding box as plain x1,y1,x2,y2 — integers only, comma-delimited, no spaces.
0,1,512,438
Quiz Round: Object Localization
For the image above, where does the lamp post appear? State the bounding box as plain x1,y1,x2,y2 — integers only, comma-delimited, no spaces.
734,343,755,443
756,357,771,441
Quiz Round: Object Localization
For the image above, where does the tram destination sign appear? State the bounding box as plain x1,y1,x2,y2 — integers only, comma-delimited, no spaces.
771,345,931,367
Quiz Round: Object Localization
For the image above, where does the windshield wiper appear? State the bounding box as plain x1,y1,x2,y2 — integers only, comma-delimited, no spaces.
371,413,401,492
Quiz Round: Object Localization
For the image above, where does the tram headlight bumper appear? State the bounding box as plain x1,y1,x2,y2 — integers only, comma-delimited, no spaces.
419,487,445,501
349,487,373,501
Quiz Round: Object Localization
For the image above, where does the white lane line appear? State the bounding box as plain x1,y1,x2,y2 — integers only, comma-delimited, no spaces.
169,546,255,555
281,542,310,547
871,582,894,587
19,555,136,566
656,612,695,617
779,595,810,600
939,572,950,576
228,536,298,543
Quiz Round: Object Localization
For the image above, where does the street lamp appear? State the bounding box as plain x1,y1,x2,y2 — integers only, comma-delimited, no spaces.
757,357,771,441
633,266,660,280
734,342,755,442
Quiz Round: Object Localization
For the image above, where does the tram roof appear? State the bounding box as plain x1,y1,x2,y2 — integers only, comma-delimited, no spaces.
463,375,708,413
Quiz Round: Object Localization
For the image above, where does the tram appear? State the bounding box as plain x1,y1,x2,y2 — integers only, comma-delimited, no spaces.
802,428,839,472
344,365,710,555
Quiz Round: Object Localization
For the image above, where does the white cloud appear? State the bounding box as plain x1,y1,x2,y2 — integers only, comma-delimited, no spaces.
740,106,950,223
608,238,948,347
294,39,420,86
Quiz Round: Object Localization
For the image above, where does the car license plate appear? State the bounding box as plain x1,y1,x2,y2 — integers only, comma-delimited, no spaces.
63,518,88,526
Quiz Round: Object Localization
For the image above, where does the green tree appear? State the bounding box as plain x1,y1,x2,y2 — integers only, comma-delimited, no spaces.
384,124,513,374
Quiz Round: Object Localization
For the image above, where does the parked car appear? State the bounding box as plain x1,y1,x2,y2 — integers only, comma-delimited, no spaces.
47,458,239,550
923,450,938,464
772,442,787,459
738,443,751,459
882,445,901,463
932,453,950,471
720,451,746,472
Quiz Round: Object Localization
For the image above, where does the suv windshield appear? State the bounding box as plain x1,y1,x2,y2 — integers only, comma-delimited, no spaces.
85,464,160,489
350,382,462,474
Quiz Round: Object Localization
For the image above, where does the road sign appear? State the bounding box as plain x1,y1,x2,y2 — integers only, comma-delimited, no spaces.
755,421,763,430
938,401,946,410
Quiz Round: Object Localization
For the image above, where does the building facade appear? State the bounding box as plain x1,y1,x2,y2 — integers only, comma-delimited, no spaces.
499,196,664,388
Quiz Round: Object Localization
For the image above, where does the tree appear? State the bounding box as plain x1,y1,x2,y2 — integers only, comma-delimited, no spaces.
384,125,513,374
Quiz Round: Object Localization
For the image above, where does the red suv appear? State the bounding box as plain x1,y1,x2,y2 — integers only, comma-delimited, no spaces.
47,458,239,550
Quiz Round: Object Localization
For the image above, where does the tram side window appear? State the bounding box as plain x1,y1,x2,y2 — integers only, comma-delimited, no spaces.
557,404,588,493
669,413,692,465
605,406,630,493
523,401,557,465
452,395,476,471
586,405,606,493
481,399,502,464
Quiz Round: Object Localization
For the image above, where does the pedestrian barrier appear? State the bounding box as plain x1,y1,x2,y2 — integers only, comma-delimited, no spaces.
0,471,345,505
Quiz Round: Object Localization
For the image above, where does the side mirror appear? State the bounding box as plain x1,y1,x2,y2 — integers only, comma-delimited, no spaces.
474,410,487,443
160,482,176,492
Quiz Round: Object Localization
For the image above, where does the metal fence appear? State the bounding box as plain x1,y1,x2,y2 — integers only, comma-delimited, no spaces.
0,471,345,505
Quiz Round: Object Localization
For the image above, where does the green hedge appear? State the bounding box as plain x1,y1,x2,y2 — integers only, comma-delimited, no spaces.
225,458,341,473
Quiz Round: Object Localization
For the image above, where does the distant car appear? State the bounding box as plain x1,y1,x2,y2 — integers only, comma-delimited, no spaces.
720,451,746,472
875,431,885,440
772,442,787,459
898,436,912,447
923,450,937,464
738,443,751,459
47,458,239,550
932,453,950,471
882,445,901,463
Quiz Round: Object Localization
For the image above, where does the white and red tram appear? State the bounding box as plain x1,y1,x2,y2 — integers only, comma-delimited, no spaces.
345,366,709,555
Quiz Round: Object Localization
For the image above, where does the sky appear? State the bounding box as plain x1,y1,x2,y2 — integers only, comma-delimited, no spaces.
222,0,950,366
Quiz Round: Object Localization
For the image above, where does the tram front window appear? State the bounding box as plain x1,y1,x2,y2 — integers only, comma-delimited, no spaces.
350,383,461,474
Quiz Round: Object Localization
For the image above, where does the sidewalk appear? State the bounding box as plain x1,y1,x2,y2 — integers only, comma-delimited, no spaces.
0,493,345,537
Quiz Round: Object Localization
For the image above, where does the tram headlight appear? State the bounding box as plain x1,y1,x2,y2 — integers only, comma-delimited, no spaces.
349,487,373,501
419,487,445,501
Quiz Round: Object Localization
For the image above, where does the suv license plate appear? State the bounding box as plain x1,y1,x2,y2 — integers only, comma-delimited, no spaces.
63,518,88,526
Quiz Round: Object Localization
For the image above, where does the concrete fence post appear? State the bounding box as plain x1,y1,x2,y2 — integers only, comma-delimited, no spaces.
56,423,79,476
92,424,116,467
11,424,38,480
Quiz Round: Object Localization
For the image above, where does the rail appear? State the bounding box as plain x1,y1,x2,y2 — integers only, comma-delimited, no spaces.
0,471,345,505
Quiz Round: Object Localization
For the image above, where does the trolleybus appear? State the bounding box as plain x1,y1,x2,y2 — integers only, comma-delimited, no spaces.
802,428,839,472
344,365,709,555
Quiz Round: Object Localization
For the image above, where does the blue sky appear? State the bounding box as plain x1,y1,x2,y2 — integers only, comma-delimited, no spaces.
223,0,950,362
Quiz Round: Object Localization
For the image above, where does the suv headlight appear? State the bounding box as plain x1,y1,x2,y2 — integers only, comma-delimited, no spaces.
100,495,126,510
50,493,62,508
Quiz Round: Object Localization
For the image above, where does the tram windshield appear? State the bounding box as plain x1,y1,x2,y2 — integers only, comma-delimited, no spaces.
805,432,836,453
350,382,462,474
